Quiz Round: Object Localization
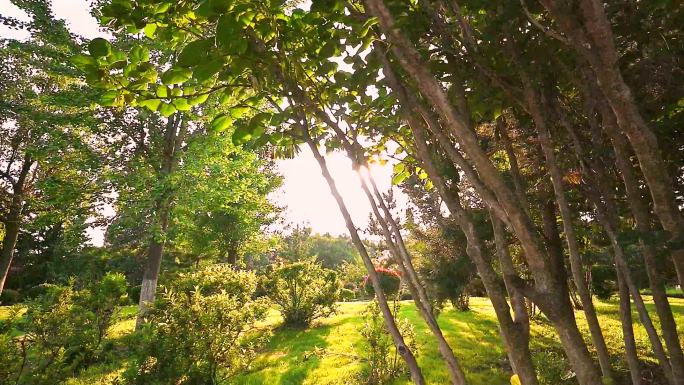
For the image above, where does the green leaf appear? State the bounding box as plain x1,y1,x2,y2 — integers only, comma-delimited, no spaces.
391,170,409,185
217,15,247,53
159,102,176,117
173,98,191,111
232,125,253,145
178,39,214,67
144,23,157,38
229,105,251,118
210,114,233,132
161,68,193,85
88,38,111,57
189,93,209,106
99,90,119,106
130,45,150,63
71,54,97,70
194,59,224,82
155,86,169,98
139,98,162,111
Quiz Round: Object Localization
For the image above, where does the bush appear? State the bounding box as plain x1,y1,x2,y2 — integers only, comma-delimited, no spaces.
264,258,340,327
0,273,128,385
363,268,401,297
124,264,269,385
357,300,416,385
340,288,356,302
0,288,21,305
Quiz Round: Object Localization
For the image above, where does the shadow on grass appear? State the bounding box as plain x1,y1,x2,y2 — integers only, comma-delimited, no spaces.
232,316,353,385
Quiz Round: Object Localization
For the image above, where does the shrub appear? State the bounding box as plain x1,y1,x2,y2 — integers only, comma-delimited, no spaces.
0,288,21,305
357,300,417,385
0,273,128,385
264,258,340,327
363,268,401,297
339,261,367,300
124,264,269,385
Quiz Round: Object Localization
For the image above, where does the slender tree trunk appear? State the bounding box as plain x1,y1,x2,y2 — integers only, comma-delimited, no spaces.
597,101,684,375
302,127,426,385
528,89,612,380
0,156,33,298
617,269,643,385
355,166,467,385
409,110,538,385
539,0,684,289
491,214,530,340
562,107,682,384
378,46,595,384
136,114,183,330
0,220,21,298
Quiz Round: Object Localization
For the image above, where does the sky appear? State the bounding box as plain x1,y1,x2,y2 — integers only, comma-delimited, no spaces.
0,0,406,242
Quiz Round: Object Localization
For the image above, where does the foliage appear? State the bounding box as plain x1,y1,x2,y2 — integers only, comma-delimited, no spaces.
277,225,359,269
339,260,368,300
357,300,416,385
1,0,105,296
0,273,127,385
0,288,21,305
124,264,269,385
264,258,340,327
363,268,401,298
309,233,360,269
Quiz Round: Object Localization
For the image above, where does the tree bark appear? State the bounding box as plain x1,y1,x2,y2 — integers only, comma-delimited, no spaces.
562,103,682,384
538,0,684,289
527,89,613,380
0,156,33,298
561,107,677,384
301,126,426,385
135,114,183,330
411,120,538,385
617,269,643,385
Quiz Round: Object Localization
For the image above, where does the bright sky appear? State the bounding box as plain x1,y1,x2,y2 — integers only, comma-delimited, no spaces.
0,0,406,241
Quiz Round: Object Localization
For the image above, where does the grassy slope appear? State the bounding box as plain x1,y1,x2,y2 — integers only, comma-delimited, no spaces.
2,297,683,385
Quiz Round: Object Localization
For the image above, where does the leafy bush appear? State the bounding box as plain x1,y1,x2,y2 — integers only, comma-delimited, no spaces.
0,273,128,385
363,268,401,297
124,264,269,385
358,300,417,385
0,288,21,305
339,261,368,300
264,258,340,327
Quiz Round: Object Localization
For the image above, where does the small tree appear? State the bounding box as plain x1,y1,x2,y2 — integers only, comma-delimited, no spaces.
264,258,340,327
125,265,269,385
363,268,401,298
0,273,128,385
358,300,417,385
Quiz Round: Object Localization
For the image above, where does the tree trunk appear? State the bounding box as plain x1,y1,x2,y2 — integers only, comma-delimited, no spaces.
378,46,599,384
409,109,538,385
0,156,33,298
357,168,466,385
135,114,183,330
617,269,643,385
528,89,613,380
0,220,21,298
564,101,683,384
562,109,678,384
539,0,684,290
491,214,530,341
302,127,426,385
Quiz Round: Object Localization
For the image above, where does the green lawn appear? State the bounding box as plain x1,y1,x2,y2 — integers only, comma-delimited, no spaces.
3,297,683,385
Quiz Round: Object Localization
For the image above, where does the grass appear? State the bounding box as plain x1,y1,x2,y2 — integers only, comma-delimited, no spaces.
2,297,683,385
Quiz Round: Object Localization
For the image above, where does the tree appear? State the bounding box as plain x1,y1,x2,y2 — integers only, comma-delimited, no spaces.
0,1,104,298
